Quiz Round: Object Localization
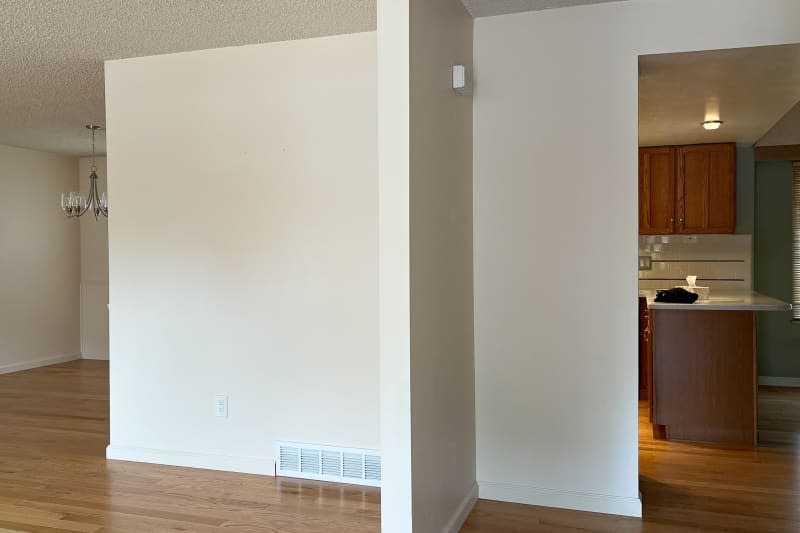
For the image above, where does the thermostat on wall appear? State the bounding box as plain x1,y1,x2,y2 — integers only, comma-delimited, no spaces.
453,65,471,96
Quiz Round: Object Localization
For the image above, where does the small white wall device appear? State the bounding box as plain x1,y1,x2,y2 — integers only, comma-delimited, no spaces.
214,394,228,417
452,64,471,96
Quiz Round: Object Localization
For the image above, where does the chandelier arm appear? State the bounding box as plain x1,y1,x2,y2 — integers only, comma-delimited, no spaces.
92,168,108,217
91,175,101,220
76,175,96,218
75,197,91,217
80,179,97,217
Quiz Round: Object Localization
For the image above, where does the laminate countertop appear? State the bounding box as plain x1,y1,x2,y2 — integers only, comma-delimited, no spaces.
639,290,792,312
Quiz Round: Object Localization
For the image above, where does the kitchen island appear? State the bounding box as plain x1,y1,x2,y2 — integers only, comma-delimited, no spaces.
640,290,791,446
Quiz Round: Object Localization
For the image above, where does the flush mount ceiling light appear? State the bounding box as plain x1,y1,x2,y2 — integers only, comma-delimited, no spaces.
61,125,108,220
702,120,723,130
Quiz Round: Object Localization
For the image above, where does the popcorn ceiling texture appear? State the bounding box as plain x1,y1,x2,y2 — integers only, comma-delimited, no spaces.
0,0,376,155
462,0,624,17
1,0,626,155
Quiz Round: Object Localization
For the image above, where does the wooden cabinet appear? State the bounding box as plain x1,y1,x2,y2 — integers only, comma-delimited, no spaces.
639,147,676,234
638,297,651,402
676,144,736,234
651,309,757,446
639,143,736,235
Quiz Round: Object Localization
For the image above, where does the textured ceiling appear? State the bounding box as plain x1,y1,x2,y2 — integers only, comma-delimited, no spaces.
639,44,800,147
461,0,626,17
0,1,376,155
756,100,800,147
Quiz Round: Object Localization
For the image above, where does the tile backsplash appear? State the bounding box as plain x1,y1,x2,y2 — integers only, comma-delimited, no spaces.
638,234,752,291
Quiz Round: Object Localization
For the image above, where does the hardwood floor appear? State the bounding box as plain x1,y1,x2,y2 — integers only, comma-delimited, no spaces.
0,360,380,532
1,361,799,532
464,394,800,532
758,386,800,445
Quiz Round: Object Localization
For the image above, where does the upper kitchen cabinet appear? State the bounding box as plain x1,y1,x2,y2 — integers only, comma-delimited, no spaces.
676,143,736,234
639,143,736,235
639,146,676,234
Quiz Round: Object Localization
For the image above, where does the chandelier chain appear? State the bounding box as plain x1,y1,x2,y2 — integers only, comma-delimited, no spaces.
91,128,97,173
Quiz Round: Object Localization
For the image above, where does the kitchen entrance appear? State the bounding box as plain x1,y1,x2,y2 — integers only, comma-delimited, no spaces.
636,42,800,526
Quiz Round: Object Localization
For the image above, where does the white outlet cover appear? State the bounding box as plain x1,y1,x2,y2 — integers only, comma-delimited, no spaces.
214,394,228,418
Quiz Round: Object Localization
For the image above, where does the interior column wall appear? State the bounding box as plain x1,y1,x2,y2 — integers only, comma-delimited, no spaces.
473,0,800,517
378,0,476,531
409,0,476,531
377,0,413,529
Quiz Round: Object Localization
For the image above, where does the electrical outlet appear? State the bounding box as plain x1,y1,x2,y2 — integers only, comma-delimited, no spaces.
638,255,652,271
214,394,228,418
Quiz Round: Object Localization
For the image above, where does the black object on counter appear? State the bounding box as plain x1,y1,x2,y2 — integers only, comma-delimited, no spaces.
655,287,699,304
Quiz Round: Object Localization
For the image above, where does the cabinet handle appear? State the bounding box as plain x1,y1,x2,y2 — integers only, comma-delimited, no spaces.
669,217,674,230
679,218,684,229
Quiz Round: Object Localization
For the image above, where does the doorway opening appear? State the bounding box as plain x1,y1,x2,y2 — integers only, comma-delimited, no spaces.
636,42,800,523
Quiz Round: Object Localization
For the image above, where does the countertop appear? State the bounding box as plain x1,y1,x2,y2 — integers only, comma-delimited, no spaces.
639,289,792,312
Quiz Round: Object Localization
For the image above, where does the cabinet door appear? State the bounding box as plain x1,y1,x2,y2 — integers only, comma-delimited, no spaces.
676,143,736,234
639,146,676,234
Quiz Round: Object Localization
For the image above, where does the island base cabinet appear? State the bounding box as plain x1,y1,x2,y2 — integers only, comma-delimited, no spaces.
652,309,757,447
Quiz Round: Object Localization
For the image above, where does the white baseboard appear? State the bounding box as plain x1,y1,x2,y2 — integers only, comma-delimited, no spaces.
106,445,275,476
81,354,109,360
0,353,81,375
442,482,479,533
478,480,642,518
758,376,800,387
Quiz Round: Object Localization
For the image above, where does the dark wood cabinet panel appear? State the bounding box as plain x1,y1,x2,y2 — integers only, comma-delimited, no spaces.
639,297,651,401
639,147,676,234
707,146,737,232
676,143,736,234
677,148,710,233
639,143,736,235
651,309,756,446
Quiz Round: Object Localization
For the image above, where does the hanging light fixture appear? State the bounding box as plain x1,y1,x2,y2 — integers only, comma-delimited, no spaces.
61,125,108,220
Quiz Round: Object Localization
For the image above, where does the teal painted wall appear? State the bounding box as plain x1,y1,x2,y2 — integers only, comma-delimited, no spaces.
735,146,755,235
754,160,800,378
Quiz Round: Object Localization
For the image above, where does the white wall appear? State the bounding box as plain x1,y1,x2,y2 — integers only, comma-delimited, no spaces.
79,157,109,360
378,0,475,531
473,0,800,517
104,32,379,473
409,0,476,532
0,145,81,373
377,0,413,530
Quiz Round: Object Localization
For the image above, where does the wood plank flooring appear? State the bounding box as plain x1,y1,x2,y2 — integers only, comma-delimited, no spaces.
2,360,800,531
0,360,380,532
463,397,800,532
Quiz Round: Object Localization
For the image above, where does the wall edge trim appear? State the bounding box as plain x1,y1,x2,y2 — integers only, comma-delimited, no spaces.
478,480,642,518
0,353,81,375
758,376,800,387
81,354,110,361
106,445,275,476
442,481,479,533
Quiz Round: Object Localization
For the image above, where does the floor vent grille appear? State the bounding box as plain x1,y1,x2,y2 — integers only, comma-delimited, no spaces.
275,441,381,487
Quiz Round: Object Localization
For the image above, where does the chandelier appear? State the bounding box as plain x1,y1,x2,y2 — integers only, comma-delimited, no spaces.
61,125,108,220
